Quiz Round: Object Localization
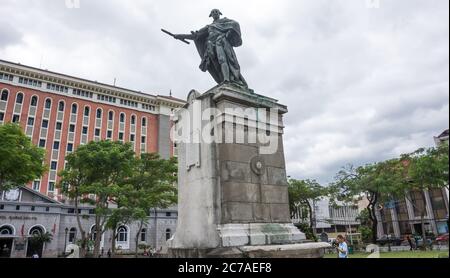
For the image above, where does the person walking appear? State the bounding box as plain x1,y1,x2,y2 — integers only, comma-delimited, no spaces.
406,235,414,251
335,235,349,258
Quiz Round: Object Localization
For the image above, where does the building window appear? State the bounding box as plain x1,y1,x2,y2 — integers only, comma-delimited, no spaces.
56,122,62,131
29,226,44,236
51,161,58,170
166,229,172,241
140,228,147,242
67,143,73,152
71,103,78,114
42,119,49,128
95,129,100,137
0,226,13,235
131,115,136,125
31,206,35,211
0,112,4,122
82,127,88,135
58,101,65,112
166,212,171,217
16,205,20,211
107,130,112,139
84,107,90,117
16,93,24,104
45,99,52,109
130,134,135,142
30,96,38,106
142,118,147,127
27,117,35,126
12,115,20,123
39,139,46,148
120,113,125,123
53,141,60,150
119,133,124,141
96,109,102,119
0,90,8,101
117,226,128,242
32,180,40,191
68,228,77,243
48,182,55,192
108,111,114,121
141,136,146,144
69,124,75,133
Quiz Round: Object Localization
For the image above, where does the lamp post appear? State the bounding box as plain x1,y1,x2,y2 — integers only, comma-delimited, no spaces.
63,227,69,257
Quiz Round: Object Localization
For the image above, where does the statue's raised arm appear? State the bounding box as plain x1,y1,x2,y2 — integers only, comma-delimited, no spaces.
167,9,248,87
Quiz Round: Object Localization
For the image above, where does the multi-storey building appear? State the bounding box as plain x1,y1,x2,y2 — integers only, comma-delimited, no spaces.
0,59,185,257
0,59,184,198
375,129,449,238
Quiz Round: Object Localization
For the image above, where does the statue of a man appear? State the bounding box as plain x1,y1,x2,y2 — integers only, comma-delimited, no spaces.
174,9,248,87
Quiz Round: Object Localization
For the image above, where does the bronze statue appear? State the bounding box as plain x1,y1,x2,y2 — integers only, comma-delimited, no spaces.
163,9,248,87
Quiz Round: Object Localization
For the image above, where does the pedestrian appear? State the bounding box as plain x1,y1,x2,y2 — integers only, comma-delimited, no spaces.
414,235,419,250
406,235,414,251
335,235,348,258
107,249,111,258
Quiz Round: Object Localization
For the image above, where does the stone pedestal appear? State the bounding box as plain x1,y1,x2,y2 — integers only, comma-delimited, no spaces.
168,84,330,258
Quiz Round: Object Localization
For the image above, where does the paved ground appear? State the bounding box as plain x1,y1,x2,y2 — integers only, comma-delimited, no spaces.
324,250,449,258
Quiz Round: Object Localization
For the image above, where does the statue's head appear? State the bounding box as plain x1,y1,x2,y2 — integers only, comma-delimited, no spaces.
209,9,222,20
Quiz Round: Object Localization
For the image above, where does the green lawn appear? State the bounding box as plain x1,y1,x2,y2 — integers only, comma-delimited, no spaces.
324,250,449,259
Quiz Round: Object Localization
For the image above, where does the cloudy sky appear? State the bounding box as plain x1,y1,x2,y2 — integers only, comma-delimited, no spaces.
1,0,448,184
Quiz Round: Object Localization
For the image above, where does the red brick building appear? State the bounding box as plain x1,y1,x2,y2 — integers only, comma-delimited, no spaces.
0,59,184,200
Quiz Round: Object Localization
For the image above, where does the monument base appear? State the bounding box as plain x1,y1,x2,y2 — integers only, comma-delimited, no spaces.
169,242,331,258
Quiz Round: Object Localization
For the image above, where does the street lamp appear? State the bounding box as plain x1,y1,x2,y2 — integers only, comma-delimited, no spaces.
63,227,69,257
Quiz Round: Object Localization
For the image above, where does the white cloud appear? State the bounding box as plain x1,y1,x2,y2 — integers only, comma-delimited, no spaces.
0,0,448,184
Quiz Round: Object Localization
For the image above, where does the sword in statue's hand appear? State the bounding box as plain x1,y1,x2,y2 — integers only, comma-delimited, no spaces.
161,29,190,45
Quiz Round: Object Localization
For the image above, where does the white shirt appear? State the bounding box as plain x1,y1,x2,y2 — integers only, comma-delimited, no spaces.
338,242,348,258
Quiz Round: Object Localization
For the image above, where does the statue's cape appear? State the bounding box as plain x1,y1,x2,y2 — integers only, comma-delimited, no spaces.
194,18,243,83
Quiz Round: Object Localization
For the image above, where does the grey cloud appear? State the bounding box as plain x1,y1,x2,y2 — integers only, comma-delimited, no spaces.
0,0,448,184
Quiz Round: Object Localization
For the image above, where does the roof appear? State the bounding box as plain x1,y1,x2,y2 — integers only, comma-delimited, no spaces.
0,59,185,105
437,129,449,139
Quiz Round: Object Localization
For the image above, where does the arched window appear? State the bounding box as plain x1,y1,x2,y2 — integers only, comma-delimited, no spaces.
142,117,147,127
131,115,136,125
0,225,14,235
29,226,44,236
96,108,102,119
30,96,38,107
90,225,98,241
68,227,77,243
140,228,147,242
84,107,90,117
120,113,125,123
71,103,78,114
0,90,8,101
108,111,114,121
117,226,128,242
45,99,52,109
58,101,65,112
16,93,24,104
165,229,172,241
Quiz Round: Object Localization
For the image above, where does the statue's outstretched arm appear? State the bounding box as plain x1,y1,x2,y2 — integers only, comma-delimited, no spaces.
175,27,208,41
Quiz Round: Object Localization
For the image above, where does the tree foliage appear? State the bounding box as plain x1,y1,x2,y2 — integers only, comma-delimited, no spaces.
0,123,47,192
288,179,328,234
59,140,135,257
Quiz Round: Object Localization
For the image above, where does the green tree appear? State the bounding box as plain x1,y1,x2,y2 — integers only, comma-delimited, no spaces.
288,179,328,236
356,209,373,243
120,153,178,257
59,140,135,257
0,123,47,192
330,160,404,244
399,143,449,250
